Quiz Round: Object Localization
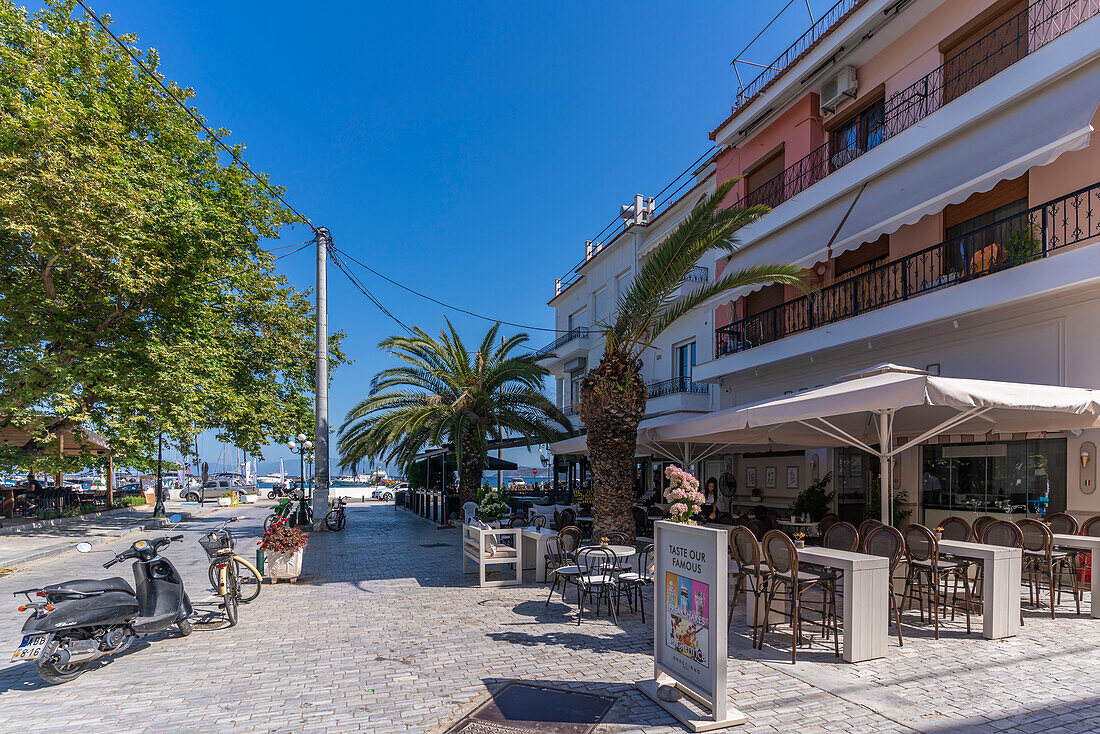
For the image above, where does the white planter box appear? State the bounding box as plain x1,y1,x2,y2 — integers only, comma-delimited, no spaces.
264,548,304,581
243,494,259,504
216,497,233,507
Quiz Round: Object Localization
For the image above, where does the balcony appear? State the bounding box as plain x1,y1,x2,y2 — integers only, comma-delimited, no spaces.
730,0,1099,215
716,180,1100,357
534,326,589,360
685,266,709,283
647,377,710,398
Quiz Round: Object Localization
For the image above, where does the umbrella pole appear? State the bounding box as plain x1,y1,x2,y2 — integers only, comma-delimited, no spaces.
879,411,891,525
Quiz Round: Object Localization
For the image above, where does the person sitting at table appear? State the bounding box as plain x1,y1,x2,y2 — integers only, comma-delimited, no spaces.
697,477,719,522
25,471,44,494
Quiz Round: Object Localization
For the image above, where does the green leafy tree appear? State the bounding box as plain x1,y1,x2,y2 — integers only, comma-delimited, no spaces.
0,1,344,466
338,321,570,506
579,178,808,536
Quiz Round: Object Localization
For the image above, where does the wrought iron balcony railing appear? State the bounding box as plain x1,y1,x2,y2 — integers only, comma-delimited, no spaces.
647,376,710,399
685,266,709,283
729,0,1099,215
534,326,589,358
715,179,1100,357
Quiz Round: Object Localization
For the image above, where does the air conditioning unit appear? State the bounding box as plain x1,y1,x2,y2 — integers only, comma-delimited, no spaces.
820,66,858,113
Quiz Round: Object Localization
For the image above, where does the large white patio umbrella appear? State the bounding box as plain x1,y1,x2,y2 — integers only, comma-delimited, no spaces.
650,364,1100,523
549,413,730,466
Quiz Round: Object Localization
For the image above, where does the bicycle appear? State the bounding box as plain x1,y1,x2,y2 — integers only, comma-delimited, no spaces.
264,497,296,531
198,517,262,626
325,496,348,531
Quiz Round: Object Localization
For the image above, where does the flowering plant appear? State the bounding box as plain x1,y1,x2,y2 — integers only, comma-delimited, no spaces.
260,518,308,554
663,465,704,524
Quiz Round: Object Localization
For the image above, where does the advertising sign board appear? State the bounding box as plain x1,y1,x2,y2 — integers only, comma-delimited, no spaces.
637,520,746,731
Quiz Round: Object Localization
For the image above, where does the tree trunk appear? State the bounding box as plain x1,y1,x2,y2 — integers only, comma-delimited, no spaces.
578,352,646,538
457,432,484,509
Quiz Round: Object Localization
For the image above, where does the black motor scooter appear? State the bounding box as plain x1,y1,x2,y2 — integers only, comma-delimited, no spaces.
11,516,193,684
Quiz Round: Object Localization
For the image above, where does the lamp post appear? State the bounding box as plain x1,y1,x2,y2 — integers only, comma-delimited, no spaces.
286,434,313,526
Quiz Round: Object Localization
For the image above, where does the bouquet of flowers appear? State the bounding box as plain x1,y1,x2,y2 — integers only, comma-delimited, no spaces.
663,465,705,524
260,518,308,554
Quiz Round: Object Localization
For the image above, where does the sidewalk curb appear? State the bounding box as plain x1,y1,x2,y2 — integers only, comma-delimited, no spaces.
0,507,134,536
0,505,225,569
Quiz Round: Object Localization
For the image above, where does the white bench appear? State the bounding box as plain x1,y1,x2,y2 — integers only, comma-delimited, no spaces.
462,523,523,587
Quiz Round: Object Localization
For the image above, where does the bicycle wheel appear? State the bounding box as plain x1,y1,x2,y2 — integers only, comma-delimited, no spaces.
325,509,340,531
222,562,239,626
235,556,262,603
263,513,278,532
337,512,346,531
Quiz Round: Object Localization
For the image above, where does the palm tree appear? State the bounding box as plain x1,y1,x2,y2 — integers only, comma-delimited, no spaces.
339,321,571,506
579,178,808,536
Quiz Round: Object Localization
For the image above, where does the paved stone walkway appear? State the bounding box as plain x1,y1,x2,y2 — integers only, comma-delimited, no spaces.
0,503,1097,733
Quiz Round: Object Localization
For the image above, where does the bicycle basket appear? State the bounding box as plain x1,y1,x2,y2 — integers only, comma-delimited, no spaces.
198,529,233,559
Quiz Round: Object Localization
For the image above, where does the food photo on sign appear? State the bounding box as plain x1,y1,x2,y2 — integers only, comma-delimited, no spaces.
665,571,710,667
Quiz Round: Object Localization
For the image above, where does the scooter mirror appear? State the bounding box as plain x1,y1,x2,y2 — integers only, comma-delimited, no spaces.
169,514,182,524
75,542,93,553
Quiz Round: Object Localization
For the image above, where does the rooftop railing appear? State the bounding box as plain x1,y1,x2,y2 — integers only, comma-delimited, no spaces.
685,266,709,283
715,179,1100,357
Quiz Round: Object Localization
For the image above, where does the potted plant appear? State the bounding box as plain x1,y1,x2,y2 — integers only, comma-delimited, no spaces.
477,485,511,524
217,492,234,507
243,490,260,504
788,472,835,522
260,519,308,582
663,465,704,524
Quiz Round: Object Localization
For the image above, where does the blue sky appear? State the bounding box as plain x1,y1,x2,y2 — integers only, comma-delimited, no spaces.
49,1,837,473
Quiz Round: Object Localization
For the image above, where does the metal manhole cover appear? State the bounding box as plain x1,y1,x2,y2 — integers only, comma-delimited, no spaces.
419,542,452,548
443,683,616,734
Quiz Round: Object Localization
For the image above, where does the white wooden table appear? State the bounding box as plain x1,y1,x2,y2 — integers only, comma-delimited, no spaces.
1052,533,1100,618
938,539,1022,639
519,527,558,582
742,546,889,663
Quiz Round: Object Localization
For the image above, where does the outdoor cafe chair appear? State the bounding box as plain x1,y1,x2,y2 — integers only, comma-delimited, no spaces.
575,546,620,625
758,530,840,662
532,515,546,531
616,543,654,621
558,525,583,562
1019,518,1081,617
1045,512,1079,535
558,507,577,530
1081,515,1100,536
746,518,767,539
902,523,972,639
544,536,581,606
728,525,769,642
632,506,649,536
972,515,996,542
603,531,634,571
980,519,1025,624
857,518,882,546
823,521,859,552
864,524,907,647
940,516,972,542
818,514,840,537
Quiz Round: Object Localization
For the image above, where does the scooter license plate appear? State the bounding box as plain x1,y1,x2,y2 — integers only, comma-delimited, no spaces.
11,634,48,662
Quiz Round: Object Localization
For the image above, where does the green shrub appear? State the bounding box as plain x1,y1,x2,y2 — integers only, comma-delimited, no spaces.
788,472,835,521
111,496,147,509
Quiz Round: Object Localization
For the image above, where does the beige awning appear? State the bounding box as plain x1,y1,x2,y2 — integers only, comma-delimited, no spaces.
650,365,1100,521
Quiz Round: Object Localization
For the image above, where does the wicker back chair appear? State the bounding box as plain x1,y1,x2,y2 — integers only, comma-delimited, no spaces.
818,514,840,536
1045,512,1078,535
982,519,1022,547
864,524,906,646
533,515,546,531
558,507,577,529
857,518,882,546
1019,518,1080,617
728,526,766,637
972,515,996,542
558,525,583,560
939,516,972,542
746,518,767,539
902,523,971,638
1082,515,1100,537
605,531,632,545
759,530,839,662
823,521,859,551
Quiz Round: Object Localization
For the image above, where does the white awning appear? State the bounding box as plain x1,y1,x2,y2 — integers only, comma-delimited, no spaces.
649,365,1100,522
549,412,711,457
723,32,1100,293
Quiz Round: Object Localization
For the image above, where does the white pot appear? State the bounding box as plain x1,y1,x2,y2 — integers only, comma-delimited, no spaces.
217,497,233,507
751,496,761,503
264,548,304,580
243,494,259,504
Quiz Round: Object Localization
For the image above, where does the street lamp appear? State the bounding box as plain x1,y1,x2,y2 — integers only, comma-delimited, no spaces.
287,434,313,525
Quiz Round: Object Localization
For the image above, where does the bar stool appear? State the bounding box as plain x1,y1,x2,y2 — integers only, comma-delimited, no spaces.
864,524,906,647
902,523,972,638
939,516,972,542
1019,518,1080,617
982,519,1025,625
823,521,859,551
728,526,768,640
758,530,840,662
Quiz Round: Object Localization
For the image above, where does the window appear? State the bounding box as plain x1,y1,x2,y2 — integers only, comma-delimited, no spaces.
615,269,631,298
921,439,1066,517
745,148,786,209
569,371,584,406
942,175,1031,273
676,342,696,381
593,287,608,322
942,0,1028,104
568,308,586,332
831,98,885,168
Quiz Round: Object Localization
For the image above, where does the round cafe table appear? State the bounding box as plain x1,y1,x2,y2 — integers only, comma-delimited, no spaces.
579,544,636,559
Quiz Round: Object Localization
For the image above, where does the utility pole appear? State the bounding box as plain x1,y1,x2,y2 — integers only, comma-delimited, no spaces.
153,432,165,518
313,227,331,527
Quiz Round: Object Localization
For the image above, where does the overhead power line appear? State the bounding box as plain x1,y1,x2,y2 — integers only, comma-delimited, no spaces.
327,247,415,336
73,0,315,230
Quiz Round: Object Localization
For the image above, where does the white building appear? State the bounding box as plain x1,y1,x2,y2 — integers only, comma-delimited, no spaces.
544,0,1100,528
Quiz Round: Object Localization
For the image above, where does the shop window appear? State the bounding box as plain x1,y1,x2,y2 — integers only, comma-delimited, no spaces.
920,438,1066,520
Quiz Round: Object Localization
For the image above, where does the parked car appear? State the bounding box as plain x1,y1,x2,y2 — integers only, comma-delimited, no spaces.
369,482,407,501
